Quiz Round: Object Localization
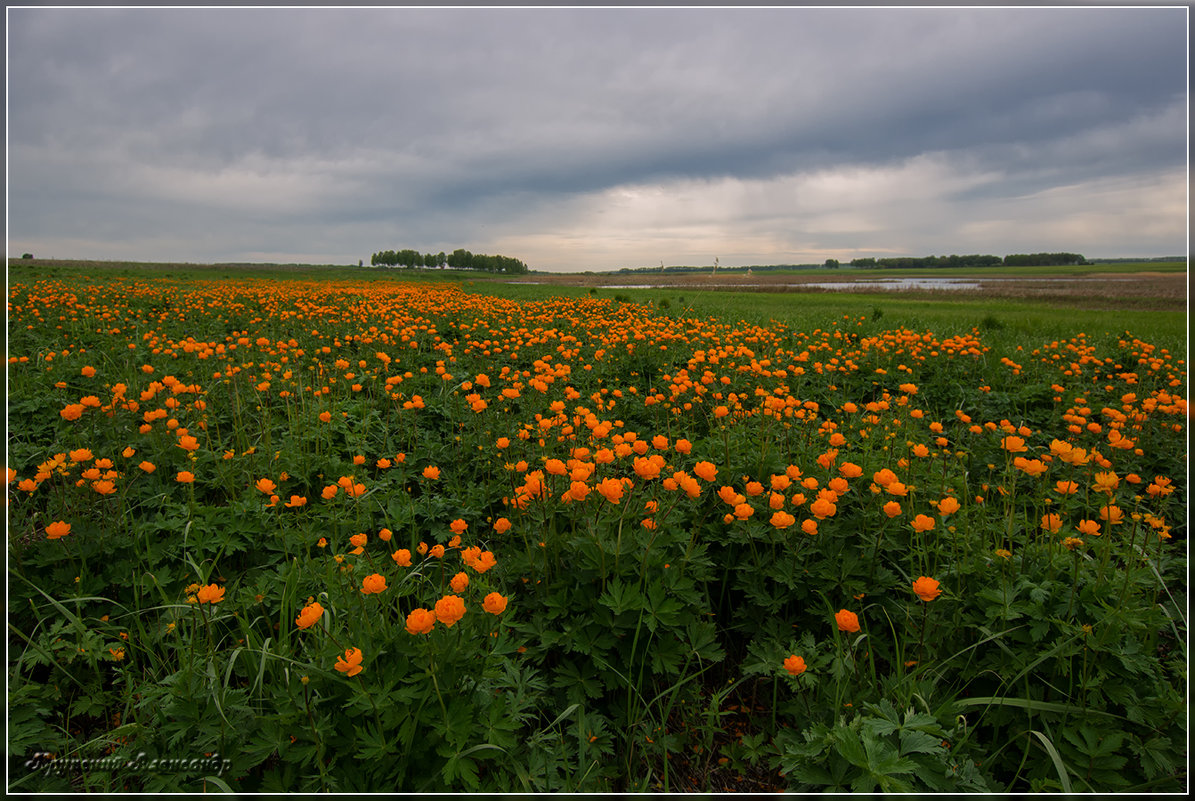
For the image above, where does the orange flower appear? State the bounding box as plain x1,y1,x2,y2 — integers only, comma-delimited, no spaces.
718,486,745,506
45,520,72,540
1053,480,1079,495
912,576,942,602
463,548,497,573
882,501,902,518
801,519,818,536
693,461,718,482
449,519,468,535
255,478,277,494
59,404,85,421
1041,513,1063,534
483,592,508,615
360,573,387,594
378,527,392,542
295,601,324,629
69,448,94,463
1075,519,1101,537
596,477,625,504
1061,537,1085,551
1001,435,1027,453
196,584,225,604
838,462,863,479
422,466,441,480
632,456,662,481
809,497,836,520
910,514,935,533
392,549,412,566
405,608,436,635
770,511,795,529
429,544,445,559
565,480,591,502
835,609,861,633
872,468,898,487
321,484,338,500
783,655,807,677
177,435,200,452
343,482,366,498
937,496,960,516
450,572,470,594
176,470,195,484
285,495,307,508
334,647,364,677
318,411,332,423
138,461,156,473
1013,457,1047,477
1099,505,1124,525
493,517,512,534
1092,471,1119,494
434,595,466,627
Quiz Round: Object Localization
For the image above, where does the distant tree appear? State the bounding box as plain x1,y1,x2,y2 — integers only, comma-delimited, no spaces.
1003,252,1086,267
21,253,33,260
824,258,840,269
447,249,473,269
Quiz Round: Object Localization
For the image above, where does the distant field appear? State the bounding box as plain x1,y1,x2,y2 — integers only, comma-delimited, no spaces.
9,257,1186,347
500,261,1187,314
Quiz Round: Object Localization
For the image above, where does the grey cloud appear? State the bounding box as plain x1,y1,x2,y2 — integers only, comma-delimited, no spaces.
7,6,1187,268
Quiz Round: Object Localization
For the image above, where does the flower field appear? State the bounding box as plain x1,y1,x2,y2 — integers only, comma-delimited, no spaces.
7,270,1187,792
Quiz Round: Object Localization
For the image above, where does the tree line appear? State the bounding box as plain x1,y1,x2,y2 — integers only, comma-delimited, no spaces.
370,248,529,274
849,252,1086,269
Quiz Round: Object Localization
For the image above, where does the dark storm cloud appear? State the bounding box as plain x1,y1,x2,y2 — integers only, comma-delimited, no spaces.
7,6,1187,269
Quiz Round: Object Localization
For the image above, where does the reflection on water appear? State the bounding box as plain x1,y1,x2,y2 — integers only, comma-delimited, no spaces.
802,278,983,291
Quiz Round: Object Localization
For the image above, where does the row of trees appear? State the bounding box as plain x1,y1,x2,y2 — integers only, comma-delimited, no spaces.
850,252,1086,269
370,248,529,274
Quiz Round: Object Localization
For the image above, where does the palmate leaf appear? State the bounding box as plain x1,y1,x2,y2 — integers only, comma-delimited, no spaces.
353,721,392,761
597,578,642,616
644,582,684,630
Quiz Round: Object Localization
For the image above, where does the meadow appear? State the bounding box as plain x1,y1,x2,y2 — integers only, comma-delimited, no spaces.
6,262,1187,792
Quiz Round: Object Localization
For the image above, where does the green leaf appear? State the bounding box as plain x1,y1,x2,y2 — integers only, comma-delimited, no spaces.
597,578,642,616
1029,729,1072,793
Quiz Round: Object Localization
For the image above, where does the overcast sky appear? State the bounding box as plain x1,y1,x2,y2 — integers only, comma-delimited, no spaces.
6,5,1189,272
